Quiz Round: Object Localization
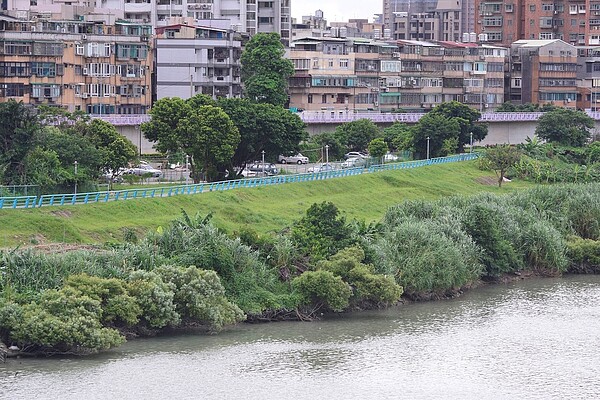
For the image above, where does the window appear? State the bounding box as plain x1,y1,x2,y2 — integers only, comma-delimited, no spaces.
321,94,327,103
0,83,25,97
308,94,313,103
76,43,84,55
530,5,536,11
33,42,63,56
31,62,56,77
31,84,60,98
0,62,30,77
2,41,32,55
339,59,349,68
292,59,310,70
542,4,553,11
505,4,513,12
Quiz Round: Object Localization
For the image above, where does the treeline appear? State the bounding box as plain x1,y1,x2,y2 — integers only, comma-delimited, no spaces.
1,184,600,355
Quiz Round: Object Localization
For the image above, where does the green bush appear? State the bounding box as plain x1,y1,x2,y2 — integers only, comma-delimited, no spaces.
520,222,568,275
64,274,141,326
292,270,352,312
127,270,180,329
10,288,124,354
566,237,600,273
156,265,245,331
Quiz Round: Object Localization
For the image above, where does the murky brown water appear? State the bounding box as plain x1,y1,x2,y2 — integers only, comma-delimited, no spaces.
2,275,600,399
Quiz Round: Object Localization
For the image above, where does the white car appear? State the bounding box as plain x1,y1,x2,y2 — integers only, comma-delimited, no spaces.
341,157,366,168
383,153,399,162
308,163,335,173
124,164,162,177
344,151,369,160
278,153,309,164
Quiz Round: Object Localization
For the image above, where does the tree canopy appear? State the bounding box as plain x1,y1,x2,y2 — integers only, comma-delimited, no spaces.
411,113,460,158
240,33,294,107
484,145,522,187
334,119,381,152
535,108,594,147
217,98,306,174
428,101,487,152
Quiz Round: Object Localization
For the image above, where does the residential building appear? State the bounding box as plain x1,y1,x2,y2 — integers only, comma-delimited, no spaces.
509,40,578,108
287,36,506,113
577,46,600,110
0,14,152,114
154,23,243,100
476,0,600,48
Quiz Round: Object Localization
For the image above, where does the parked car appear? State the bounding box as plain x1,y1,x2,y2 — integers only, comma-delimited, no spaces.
124,164,162,177
248,162,279,175
101,169,124,183
383,153,399,162
344,151,369,160
278,153,309,164
308,163,336,173
341,157,366,168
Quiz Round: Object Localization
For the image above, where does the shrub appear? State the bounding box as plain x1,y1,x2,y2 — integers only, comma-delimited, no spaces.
520,222,568,275
566,237,600,273
156,265,245,331
292,270,352,312
64,274,141,326
127,270,180,329
10,288,124,354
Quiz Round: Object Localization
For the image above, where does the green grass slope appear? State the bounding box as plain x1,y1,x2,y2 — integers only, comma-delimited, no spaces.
0,161,534,248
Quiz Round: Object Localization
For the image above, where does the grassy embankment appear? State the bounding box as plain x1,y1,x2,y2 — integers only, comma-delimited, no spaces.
0,161,535,248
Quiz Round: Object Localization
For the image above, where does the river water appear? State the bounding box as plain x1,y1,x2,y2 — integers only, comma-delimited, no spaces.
2,275,600,400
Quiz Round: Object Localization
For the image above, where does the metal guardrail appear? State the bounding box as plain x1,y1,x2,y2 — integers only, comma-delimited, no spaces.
0,153,478,209
90,111,600,126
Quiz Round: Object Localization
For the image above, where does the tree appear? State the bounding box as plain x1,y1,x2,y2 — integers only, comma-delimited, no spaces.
334,119,381,152
142,96,238,182
85,119,138,183
177,105,240,182
368,138,388,163
484,145,522,187
535,108,594,147
0,100,41,184
411,113,460,158
382,122,412,151
217,98,306,174
428,101,487,152
241,33,294,106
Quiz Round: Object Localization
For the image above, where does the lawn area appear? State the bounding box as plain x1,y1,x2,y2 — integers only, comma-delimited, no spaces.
0,161,535,248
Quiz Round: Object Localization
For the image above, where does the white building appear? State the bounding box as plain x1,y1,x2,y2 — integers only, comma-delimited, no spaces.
155,24,243,100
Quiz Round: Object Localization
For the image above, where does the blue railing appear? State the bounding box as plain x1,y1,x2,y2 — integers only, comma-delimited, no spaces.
0,153,478,209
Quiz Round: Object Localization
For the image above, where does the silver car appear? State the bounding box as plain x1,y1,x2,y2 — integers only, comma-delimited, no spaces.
278,153,309,164
124,164,162,177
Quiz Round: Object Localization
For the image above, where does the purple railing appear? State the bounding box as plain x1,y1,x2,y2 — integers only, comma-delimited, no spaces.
90,110,600,126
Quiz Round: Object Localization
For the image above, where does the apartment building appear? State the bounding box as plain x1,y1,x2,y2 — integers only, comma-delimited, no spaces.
288,37,506,113
3,0,291,44
509,39,578,108
154,23,243,100
476,0,600,47
577,46,600,110
0,15,152,114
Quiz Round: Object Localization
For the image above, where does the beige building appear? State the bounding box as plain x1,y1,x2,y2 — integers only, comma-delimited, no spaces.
288,37,506,113
0,15,152,115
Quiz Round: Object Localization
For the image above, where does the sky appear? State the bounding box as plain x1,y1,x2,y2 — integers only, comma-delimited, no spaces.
292,1,382,23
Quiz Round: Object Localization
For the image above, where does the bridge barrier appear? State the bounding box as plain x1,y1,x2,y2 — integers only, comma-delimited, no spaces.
0,153,479,210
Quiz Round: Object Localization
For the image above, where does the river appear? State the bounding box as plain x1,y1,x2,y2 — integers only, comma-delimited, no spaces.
2,275,600,400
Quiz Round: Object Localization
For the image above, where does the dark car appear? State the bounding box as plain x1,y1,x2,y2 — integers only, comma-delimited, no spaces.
248,162,279,175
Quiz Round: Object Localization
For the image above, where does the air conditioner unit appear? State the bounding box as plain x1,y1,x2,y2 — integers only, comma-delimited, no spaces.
479,55,486,60
392,52,401,58
83,67,88,75
82,34,87,40
141,35,149,42
81,93,88,99
382,88,389,92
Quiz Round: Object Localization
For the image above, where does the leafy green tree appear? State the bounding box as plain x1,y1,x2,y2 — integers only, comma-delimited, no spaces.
177,105,240,181
334,119,381,152
217,98,306,173
383,122,412,151
292,202,353,260
484,145,522,187
292,270,352,313
302,132,344,161
368,138,388,163
411,113,460,158
142,97,240,181
22,147,66,190
241,33,294,106
85,119,138,183
428,101,487,152
0,100,41,184
535,108,594,147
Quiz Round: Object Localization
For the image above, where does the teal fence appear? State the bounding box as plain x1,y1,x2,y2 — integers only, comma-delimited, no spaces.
0,153,478,210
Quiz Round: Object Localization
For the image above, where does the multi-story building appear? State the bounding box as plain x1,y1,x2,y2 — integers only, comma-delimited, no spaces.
0,15,152,114
477,0,600,48
3,0,291,44
154,23,243,100
577,46,600,110
288,36,506,113
509,40,578,108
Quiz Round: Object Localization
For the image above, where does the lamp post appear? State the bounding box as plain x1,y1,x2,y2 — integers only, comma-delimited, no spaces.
426,137,430,160
74,160,78,196
185,154,189,184
470,132,473,154
325,144,329,165
261,150,265,176
135,125,141,157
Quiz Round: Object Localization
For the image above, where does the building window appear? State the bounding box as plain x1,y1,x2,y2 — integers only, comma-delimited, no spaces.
530,5,536,11
321,94,327,103
308,94,313,103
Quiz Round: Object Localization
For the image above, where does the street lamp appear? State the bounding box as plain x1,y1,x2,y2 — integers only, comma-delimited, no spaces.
325,144,329,165
74,160,78,196
261,150,265,176
470,132,473,154
135,125,141,157
426,137,430,160
185,154,190,185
